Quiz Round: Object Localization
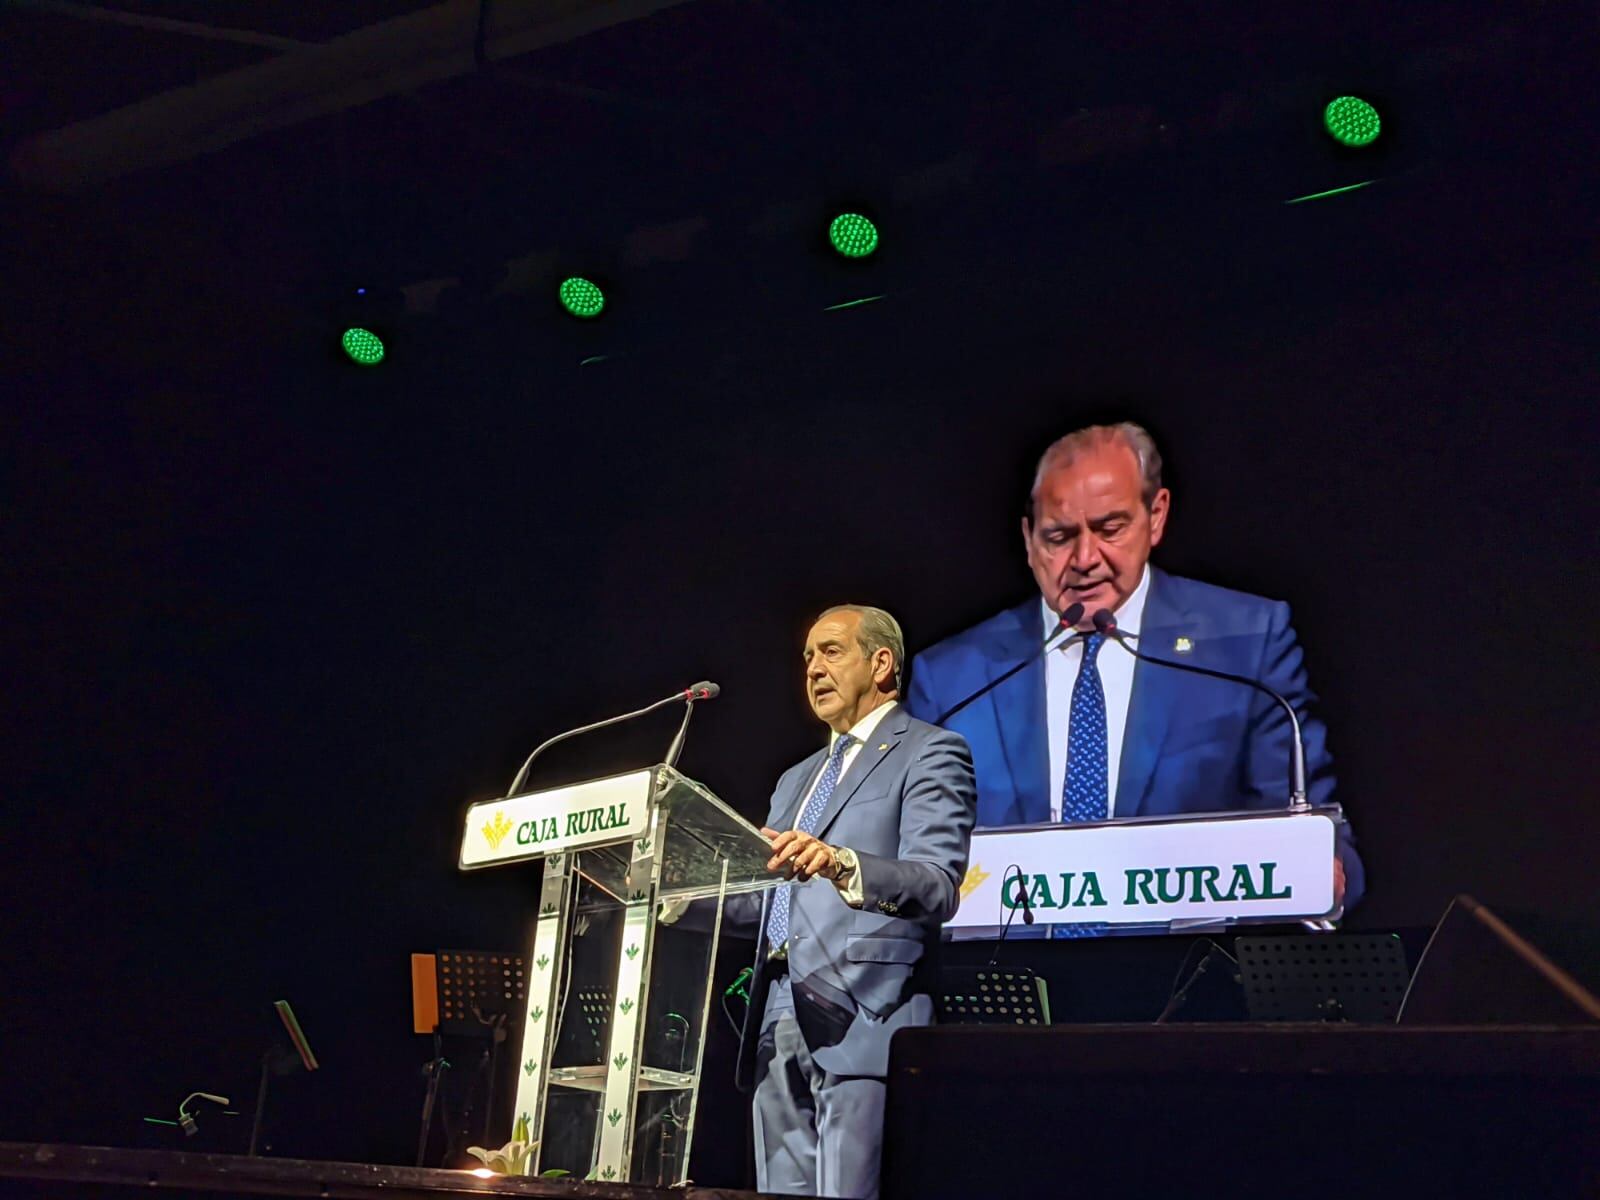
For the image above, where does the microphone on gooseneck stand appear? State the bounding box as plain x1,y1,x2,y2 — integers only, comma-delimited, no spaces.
506,681,720,797
933,601,1086,724
1089,609,1309,810
664,681,719,769
987,864,1036,966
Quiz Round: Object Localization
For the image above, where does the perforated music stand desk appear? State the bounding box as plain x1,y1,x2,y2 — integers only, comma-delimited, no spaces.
940,967,1051,1025
1235,933,1409,1022
411,950,528,1037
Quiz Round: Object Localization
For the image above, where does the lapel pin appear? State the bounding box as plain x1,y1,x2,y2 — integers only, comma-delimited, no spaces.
878,743,889,751
1173,637,1194,654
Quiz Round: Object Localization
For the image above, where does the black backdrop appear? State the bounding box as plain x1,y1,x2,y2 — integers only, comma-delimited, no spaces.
3,0,1596,1175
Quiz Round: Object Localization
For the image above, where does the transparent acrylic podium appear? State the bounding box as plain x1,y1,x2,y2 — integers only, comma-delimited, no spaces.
458,764,775,1185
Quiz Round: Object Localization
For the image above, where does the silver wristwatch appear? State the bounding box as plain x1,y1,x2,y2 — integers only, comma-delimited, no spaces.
832,846,859,887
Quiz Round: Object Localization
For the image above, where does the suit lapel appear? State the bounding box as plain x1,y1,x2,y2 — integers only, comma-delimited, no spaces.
1116,568,1187,818
814,706,906,839
989,600,1050,825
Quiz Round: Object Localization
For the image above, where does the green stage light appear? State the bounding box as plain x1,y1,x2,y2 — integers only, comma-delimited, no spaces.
559,276,606,319
1323,96,1381,147
828,213,879,259
341,327,385,365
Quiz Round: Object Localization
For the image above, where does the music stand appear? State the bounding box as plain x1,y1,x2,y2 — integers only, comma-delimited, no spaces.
247,1000,318,1156
1235,934,1410,1022
429,950,528,1035
410,950,528,1165
574,986,613,1053
1398,895,1600,1024
939,967,1051,1025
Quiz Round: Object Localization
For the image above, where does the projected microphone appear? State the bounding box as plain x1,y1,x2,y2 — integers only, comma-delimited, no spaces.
987,864,1035,967
1017,869,1036,925
933,601,1085,724
507,681,720,796
1090,608,1309,810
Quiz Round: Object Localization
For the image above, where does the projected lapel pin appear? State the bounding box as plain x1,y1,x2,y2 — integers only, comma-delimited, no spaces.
1173,637,1194,653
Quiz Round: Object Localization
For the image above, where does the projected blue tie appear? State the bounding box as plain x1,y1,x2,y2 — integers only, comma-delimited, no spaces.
1061,632,1109,823
1056,633,1109,939
765,734,854,950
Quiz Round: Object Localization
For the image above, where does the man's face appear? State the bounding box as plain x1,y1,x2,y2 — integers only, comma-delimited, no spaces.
803,611,891,733
1022,440,1170,627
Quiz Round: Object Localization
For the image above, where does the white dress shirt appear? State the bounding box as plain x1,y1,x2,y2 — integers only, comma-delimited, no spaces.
1044,566,1150,820
794,700,899,828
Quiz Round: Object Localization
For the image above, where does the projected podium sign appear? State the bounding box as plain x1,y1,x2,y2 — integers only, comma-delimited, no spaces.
951,807,1345,930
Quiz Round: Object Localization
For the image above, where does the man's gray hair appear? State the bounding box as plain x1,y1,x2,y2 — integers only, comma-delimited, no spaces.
1029,421,1164,514
817,604,906,693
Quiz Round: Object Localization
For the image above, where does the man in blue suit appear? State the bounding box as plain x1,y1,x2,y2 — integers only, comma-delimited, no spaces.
904,422,1362,909
741,604,975,1199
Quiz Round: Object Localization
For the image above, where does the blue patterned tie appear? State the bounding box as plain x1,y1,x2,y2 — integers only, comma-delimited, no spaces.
1056,633,1108,939
765,734,854,950
1061,632,1109,822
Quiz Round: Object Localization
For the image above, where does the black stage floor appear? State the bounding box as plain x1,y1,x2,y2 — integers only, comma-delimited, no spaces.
0,1143,766,1200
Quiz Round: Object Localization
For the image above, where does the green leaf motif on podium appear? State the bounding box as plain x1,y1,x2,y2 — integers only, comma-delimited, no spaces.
628,889,647,903
619,998,634,1015
523,1058,537,1076
612,1052,628,1070
624,944,640,961
635,837,652,854
607,1108,622,1127
536,954,550,970
529,1005,544,1022
601,1166,617,1181
540,903,557,916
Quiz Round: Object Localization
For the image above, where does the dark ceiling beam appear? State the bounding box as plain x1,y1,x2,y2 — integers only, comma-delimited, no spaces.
8,0,694,191
8,0,311,51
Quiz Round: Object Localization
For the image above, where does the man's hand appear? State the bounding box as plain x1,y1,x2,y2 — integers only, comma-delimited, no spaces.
1333,856,1346,906
761,827,840,882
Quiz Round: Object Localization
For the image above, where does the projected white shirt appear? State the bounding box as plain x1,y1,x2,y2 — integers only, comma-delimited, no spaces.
1043,565,1150,820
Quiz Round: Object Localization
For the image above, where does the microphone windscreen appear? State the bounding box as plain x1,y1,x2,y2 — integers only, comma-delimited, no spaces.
1091,608,1117,634
1060,601,1086,627
691,680,721,699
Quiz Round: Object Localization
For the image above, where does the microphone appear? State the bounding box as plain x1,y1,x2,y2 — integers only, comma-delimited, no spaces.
1090,608,1309,810
932,601,1085,724
722,966,754,999
664,681,720,769
506,682,720,797
178,1092,231,1137
986,864,1034,967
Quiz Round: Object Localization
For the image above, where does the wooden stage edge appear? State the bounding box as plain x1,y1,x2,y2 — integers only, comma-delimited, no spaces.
0,1143,767,1200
